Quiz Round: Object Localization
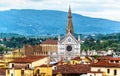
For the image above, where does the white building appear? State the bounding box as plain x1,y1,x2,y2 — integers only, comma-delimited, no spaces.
58,6,81,61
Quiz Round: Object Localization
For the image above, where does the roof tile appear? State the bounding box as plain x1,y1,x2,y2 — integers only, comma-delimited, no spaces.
42,39,57,44
10,56,48,63
53,64,90,74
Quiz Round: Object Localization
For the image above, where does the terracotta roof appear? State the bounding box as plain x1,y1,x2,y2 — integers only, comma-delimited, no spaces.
109,57,120,61
53,64,90,74
88,71,103,73
42,39,58,44
97,56,113,60
10,56,48,63
71,56,81,61
12,64,29,69
0,69,5,75
39,64,52,67
97,56,120,61
90,61,120,67
55,59,64,65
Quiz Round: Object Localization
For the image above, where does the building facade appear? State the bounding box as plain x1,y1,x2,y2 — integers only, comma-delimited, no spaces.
58,6,81,61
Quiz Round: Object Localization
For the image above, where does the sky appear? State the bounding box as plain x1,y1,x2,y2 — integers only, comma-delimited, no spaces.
0,0,120,21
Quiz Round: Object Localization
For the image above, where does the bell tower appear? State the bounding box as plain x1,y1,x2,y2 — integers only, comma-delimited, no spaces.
66,5,74,35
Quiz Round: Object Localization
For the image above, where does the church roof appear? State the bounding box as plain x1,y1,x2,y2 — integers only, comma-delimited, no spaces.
41,38,58,44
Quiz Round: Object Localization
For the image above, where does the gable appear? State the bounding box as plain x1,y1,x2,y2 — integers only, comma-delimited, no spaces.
60,32,79,44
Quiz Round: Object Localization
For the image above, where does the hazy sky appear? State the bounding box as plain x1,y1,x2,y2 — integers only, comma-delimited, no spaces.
0,0,120,21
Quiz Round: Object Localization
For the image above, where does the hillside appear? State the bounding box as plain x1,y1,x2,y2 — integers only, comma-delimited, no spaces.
0,9,120,36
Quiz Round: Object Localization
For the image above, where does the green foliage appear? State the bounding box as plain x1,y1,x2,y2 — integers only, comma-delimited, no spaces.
81,33,120,51
1,33,120,52
1,37,44,50
92,55,100,59
0,46,11,52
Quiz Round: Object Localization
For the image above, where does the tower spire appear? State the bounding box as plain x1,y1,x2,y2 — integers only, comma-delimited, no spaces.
66,5,74,35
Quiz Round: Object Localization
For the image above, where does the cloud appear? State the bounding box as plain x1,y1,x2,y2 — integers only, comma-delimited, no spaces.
0,0,120,21
28,0,44,2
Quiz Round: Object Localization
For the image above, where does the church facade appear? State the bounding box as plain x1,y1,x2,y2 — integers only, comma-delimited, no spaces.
58,6,81,61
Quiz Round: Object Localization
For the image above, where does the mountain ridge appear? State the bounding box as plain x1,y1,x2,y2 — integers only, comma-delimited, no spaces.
0,9,120,36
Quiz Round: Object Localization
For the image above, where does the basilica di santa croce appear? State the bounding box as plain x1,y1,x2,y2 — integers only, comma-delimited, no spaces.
22,6,81,61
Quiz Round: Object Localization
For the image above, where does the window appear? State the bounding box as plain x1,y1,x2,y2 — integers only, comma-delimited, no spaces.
54,66,57,70
7,70,10,74
98,69,101,72
37,69,40,74
12,64,14,68
66,45,72,51
115,61,119,63
111,60,114,63
27,64,29,68
21,70,24,74
107,69,110,73
41,73,45,76
114,70,117,75
11,73,13,76
73,61,74,64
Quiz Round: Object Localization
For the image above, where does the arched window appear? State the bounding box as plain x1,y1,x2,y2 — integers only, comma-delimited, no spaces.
37,69,40,75
114,70,117,75
107,69,110,73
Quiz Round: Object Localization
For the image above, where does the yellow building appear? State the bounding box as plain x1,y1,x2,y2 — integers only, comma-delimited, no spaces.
6,69,33,76
89,61,120,76
6,56,50,76
70,56,93,65
0,49,25,68
3,49,24,59
0,62,6,68
34,64,52,76
70,56,81,64
80,56,93,64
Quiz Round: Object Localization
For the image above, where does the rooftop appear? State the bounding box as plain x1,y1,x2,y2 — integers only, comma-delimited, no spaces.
41,38,58,44
97,56,120,61
53,64,90,74
90,61,120,67
71,56,81,61
10,56,48,63
39,64,52,67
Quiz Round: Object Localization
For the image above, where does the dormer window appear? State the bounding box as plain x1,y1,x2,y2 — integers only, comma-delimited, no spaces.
111,60,114,63
115,61,119,63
